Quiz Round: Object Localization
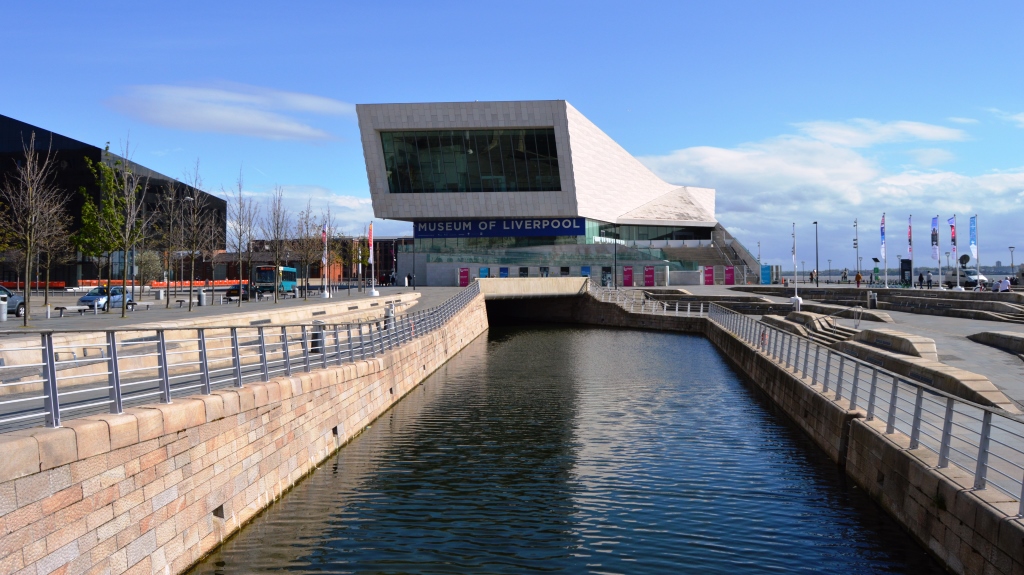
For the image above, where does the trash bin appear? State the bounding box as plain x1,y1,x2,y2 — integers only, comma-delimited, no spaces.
0,294,7,322
155,289,165,301
198,289,208,307
867,291,878,309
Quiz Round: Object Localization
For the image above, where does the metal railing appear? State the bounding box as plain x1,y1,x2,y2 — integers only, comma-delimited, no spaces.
589,285,707,317
0,283,481,433
705,302,1024,516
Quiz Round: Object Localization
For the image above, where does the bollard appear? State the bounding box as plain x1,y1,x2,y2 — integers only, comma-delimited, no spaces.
46,305,51,319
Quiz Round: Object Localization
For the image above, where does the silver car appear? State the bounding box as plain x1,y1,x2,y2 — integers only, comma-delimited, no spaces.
77,286,135,311
0,286,26,317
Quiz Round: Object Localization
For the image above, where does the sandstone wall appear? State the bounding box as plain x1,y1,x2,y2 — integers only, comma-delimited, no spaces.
0,293,488,575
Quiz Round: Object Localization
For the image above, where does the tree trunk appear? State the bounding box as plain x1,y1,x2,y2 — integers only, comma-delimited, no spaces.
22,248,31,327
44,252,51,308
165,251,172,309
189,255,196,312
237,253,243,307
121,251,130,318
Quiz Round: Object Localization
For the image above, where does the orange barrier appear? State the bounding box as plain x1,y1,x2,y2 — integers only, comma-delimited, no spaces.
1,281,67,289
149,280,248,288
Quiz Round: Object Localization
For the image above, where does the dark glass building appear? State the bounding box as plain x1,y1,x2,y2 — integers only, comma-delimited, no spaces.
0,114,226,286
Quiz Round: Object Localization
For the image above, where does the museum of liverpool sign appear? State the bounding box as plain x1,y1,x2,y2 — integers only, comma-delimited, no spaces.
414,218,585,238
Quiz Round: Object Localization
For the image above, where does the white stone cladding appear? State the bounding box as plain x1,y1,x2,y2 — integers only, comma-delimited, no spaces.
356,100,716,226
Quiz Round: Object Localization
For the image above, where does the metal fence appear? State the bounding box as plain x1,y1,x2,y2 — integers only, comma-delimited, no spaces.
705,302,1024,516
0,283,481,433
586,284,1024,516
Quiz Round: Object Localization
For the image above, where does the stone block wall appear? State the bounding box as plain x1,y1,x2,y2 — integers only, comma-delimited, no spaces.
0,293,489,575
705,317,1024,575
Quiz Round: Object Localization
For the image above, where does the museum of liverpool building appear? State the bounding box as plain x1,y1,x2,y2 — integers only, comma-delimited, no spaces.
357,100,759,287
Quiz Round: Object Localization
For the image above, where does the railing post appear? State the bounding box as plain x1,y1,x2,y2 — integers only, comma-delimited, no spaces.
866,368,879,420
785,333,793,369
41,333,61,427
909,386,925,448
231,328,243,387
834,356,845,400
359,324,367,360
157,330,172,403
938,397,955,467
973,410,993,489
258,327,270,382
347,324,354,362
885,376,900,434
849,363,861,410
822,352,832,393
320,325,328,370
812,345,821,386
801,339,810,376
281,326,292,376
106,331,123,414
197,329,211,395
687,303,691,317
334,325,343,366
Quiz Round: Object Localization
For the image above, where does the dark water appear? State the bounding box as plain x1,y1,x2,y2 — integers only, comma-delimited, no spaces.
189,326,943,575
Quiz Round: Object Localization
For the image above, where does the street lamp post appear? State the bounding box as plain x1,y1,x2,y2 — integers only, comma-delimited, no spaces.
802,260,806,283
854,218,860,275
813,221,819,287
757,241,761,263
897,255,903,286
828,259,832,284
1010,246,1015,273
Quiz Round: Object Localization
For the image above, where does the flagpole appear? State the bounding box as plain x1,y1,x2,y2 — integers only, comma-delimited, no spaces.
883,212,888,288
954,214,960,290
976,214,981,289
937,215,942,290
909,214,913,289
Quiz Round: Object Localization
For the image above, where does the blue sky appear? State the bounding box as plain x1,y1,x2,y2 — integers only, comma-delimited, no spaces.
3,1,1022,269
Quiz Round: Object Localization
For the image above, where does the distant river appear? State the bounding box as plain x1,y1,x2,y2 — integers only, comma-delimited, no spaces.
188,326,943,575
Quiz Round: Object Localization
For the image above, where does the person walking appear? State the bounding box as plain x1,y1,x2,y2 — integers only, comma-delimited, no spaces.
855,271,863,288
926,271,933,289
918,272,924,289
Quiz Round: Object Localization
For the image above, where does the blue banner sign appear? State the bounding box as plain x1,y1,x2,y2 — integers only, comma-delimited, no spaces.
581,266,591,277
479,267,490,278
760,265,772,285
499,267,509,278
414,217,585,238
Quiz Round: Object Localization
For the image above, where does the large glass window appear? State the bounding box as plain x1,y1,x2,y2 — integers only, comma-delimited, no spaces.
381,129,561,193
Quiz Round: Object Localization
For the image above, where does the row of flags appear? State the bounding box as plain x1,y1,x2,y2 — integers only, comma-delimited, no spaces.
320,223,376,266
881,214,979,264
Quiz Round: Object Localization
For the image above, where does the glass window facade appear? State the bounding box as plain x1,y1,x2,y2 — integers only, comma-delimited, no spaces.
381,129,561,193
596,223,713,242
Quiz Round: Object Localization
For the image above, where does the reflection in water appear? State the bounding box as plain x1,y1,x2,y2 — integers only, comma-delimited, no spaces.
189,326,943,575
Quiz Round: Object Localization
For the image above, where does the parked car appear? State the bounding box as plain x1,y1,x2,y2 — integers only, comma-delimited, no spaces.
0,286,26,317
943,268,988,289
77,286,135,311
226,283,259,301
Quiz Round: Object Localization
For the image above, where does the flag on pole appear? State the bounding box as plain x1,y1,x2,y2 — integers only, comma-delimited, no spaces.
880,214,886,259
321,223,328,265
930,216,939,260
948,216,957,258
969,216,978,260
368,222,374,265
907,215,912,258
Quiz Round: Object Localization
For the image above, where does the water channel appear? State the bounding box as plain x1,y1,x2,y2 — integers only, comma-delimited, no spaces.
188,326,944,574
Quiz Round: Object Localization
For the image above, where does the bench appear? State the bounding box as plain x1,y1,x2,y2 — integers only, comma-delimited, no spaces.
54,305,89,317
131,302,153,311
175,299,198,308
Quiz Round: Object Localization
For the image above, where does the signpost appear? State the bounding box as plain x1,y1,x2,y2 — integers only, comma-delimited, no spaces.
725,266,735,285
458,268,469,287
623,266,633,287
644,266,655,287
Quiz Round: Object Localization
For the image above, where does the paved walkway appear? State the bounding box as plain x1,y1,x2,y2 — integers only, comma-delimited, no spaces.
674,285,1024,405
0,287,462,336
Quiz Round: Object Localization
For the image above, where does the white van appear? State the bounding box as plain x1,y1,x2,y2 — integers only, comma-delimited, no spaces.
944,268,988,289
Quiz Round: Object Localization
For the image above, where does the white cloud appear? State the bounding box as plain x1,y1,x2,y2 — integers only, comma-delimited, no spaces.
638,122,1024,266
109,83,354,141
986,108,1024,128
241,185,411,237
947,117,979,124
794,119,966,147
907,148,955,167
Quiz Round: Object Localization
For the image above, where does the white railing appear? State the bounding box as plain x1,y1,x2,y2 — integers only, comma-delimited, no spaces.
0,283,481,433
589,285,707,317
705,302,1024,516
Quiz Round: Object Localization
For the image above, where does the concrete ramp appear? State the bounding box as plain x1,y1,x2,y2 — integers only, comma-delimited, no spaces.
477,277,589,299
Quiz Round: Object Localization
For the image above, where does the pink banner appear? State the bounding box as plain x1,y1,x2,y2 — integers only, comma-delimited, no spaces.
644,266,655,287
724,266,735,285
459,268,469,287
622,266,633,286
703,267,715,285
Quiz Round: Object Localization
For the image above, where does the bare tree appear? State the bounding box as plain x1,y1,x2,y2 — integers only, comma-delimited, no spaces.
108,139,154,317
0,132,67,326
156,182,185,308
224,169,258,307
37,204,74,307
294,200,322,300
260,186,291,303
180,161,217,311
